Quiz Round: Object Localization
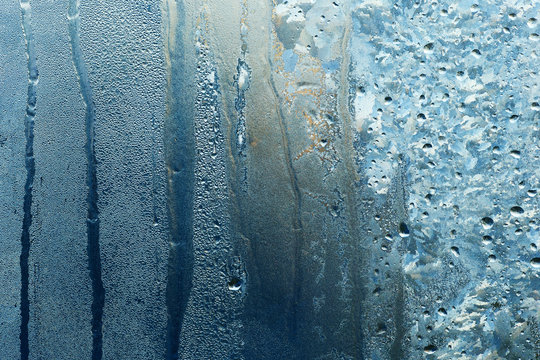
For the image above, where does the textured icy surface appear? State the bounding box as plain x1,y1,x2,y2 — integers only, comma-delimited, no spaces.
0,0,538,359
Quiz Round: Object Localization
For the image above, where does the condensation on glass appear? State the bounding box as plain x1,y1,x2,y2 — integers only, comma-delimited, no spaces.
0,0,539,359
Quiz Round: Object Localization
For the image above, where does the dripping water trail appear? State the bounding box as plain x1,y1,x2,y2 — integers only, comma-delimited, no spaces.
19,1,38,359
337,17,365,359
68,3,104,359
267,72,304,340
150,106,159,226
162,0,194,358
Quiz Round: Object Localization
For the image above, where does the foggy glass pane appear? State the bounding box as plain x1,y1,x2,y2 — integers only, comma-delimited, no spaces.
1,0,539,359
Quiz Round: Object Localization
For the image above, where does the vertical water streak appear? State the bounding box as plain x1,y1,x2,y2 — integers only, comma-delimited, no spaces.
162,0,195,358
19,1,38,359
267,63,305,340
67,2,104,359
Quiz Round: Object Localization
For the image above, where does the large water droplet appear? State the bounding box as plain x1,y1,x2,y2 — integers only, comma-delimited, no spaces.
437,307,447,316
228,277,242,291
399,222,410,238
481,217,494,229
424,344,437,354
510,206,524,217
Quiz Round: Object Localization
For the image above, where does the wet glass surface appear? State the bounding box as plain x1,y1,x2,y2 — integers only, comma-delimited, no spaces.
1,0,539,359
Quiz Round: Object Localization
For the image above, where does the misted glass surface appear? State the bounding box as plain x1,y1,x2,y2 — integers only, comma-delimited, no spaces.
1,0,539,359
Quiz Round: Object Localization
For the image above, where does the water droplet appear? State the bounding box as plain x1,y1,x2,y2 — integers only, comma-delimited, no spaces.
437,307,447,316
527,189,537,197
510,206,524,217
228,277,242,291
488,254,497,262
450,246,460,257
398,222,410,238
424,344,437,354
423,43,434,54
530,258,540,269
481,217,494,229
510,150,521,159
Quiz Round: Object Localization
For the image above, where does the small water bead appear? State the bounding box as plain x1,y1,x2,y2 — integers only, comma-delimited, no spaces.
424,344,437,354
228,277,242,291
510,150,521,159
450,246,460,257
423,42,434,54
510,206,524,217
376,323,387,335
437,307,447,316
531,258,540,269
471,49,482,58
398,222,410,238
481,217,494,229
